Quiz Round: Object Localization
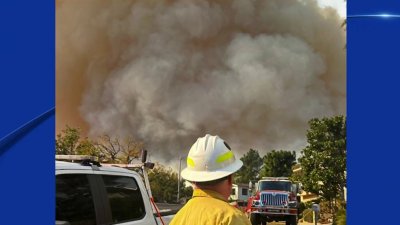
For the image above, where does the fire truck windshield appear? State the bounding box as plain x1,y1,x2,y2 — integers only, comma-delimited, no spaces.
259,181,292,191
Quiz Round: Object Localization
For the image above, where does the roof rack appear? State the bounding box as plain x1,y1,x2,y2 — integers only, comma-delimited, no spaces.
105,163,155,170
56,155,98,161
56,155,101,167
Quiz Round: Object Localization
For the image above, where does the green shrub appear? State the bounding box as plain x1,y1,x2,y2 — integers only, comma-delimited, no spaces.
333,208,346,225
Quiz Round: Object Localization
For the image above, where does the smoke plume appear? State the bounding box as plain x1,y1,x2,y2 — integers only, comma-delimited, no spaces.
56,0,346,162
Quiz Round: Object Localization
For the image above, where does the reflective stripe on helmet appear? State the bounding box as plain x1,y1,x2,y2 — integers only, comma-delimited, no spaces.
187,157,195,167
215,151,234,163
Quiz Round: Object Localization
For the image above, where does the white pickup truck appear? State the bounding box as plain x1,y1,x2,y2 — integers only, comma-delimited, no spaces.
56,154,172,225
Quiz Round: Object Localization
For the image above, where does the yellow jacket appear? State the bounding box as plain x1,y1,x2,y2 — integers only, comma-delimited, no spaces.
169,189,251,225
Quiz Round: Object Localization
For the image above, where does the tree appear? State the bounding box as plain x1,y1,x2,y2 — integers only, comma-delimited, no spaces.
95,135,142,163
148,164,180,203
75,137,103,159
119,137,143,164
95,135,123,163
56,126,81,155
56,127,143,163
234,149,263,184
260,150,296,177
180,185,193,203
148,164,193,203
298,116,346,213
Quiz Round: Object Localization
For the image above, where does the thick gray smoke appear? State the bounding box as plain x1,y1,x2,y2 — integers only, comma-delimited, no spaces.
56,0,346,162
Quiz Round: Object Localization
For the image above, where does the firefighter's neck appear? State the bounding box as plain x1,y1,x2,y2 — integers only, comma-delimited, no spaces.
193,176,233,200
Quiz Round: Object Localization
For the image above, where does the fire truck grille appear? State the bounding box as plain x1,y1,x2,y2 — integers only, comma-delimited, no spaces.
260,193,289,206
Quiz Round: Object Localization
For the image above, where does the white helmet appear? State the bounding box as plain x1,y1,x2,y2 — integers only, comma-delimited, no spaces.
181,134,243,182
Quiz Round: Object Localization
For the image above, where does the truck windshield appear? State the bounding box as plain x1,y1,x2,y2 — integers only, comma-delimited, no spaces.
259,181,292,191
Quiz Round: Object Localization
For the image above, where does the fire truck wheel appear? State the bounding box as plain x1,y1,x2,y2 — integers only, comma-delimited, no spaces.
250,213,261,225
286,215,297,225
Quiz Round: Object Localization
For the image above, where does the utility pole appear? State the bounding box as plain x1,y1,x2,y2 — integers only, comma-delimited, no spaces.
177,156,186,203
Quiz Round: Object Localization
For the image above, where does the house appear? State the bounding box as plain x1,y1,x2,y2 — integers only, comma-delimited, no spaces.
292,164,319,202
292,164,347,203
230,183,250,205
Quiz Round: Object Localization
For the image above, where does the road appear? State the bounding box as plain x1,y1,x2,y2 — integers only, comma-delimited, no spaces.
155,204,331,225
156,203,183,212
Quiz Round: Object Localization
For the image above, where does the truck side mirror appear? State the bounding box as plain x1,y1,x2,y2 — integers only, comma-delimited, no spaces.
144,162,155,169
291,184,296,193
292,183,301,194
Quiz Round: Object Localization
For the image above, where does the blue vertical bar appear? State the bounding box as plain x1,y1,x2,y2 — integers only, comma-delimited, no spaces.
0,0,55,224
348,0,400,224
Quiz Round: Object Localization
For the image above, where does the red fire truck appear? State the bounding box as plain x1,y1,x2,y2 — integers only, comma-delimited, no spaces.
246,177,300,225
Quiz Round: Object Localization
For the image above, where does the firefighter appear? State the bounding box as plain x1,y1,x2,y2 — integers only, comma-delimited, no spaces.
170,134,251,225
